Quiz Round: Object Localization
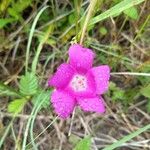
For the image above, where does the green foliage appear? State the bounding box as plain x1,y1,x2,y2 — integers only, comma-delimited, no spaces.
140,84,150,98
137,62,150,85
0,0,11,13
0,0,32,29
89,0,144,26
25,6,49,73
40,9,51,23
99,26,108,35
32,24,54,73
0,18,15,29
32,90,50,109
0,82,21,97
124,6,139,20
69,13,76,24
112,0,121,4
19,72,38,96
73,137,91,150
108,82,126,101
8,0,32,20
108,82,139,106
8,98,27,114
112,0,139,19
138,63,150,112
37,32,56,46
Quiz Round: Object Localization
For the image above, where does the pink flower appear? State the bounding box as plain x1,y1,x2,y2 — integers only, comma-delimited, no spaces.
48,44,110,118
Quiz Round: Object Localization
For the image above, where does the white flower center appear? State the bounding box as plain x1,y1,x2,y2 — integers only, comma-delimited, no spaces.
70,74,87,92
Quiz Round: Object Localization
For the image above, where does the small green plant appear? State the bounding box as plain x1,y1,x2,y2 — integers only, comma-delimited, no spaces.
124,6,139,20
99,26,108,35
8,98,28,114
73,137,91,150
0,0,33,29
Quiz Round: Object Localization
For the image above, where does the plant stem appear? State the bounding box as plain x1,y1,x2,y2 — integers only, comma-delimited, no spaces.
80,0,97,45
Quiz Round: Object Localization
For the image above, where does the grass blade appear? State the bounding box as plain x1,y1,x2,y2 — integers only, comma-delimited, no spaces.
89,0,145,26
25,5,48,73
103,124,150,150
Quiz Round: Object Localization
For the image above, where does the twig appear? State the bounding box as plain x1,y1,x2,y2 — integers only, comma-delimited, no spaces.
0,112,52,120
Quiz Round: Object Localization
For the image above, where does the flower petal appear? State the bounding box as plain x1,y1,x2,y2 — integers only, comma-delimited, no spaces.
68,44,95,73
51,90,76,118
48,63,74,89
77,96,105,113
89,65,110,94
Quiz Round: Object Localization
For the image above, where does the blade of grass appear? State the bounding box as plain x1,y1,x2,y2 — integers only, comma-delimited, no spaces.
0,117,15,148
22,91,50,150
38,0,89,30
25,5,49,73
29,93,49,149
89,0,145,26
31,25,53,74
74,0,83,36
133,14,150,41
90,44,140,65
21,92,43,150
40,52,55,83
58,7,88,40
102,123,150,150
11,125,18,149
26,116,58,149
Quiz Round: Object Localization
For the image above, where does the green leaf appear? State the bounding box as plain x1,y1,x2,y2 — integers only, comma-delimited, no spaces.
8,0,32,20
89,0,144,26
112,89,125,101
99,26,108,35
0,0,11,12
73,137,91,150
19,72,38,96
8,8,20,20
12,0,32,13
0,82,21,97
124,6,139,20
68,13,75,24
0,18,15,29
140,84,150,98
32,90,50,109
137,63,150,85
112,0,122,4
8,98,27,114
